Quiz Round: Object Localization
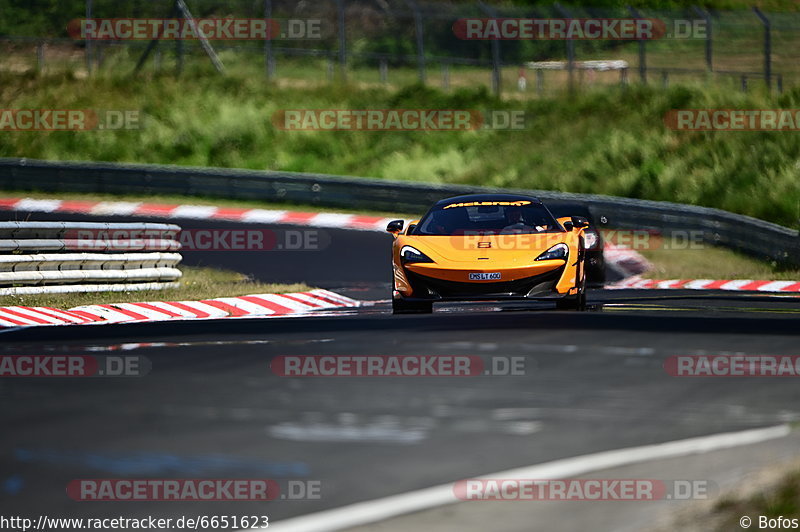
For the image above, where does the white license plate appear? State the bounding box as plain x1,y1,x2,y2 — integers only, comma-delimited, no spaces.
469,272,501,281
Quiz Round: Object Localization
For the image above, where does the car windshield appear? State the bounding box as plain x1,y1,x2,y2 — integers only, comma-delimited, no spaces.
413,200,563,236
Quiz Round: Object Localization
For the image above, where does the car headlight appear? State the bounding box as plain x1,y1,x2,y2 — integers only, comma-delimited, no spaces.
583,230,599,249
400,245,434,263
535,243,569,261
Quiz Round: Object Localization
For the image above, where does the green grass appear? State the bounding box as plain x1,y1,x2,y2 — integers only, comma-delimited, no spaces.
639,239,800,280
712,470,800,531
2,71,800,230
0,266,311,309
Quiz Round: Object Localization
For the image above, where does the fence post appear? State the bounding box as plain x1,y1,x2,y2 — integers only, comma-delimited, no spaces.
380,57,388,84
741,75,747,92
336,0,347,81
36,41,45,72
692,6,712,72
628,6,646,84
85,0,93,75
753,7,771,92
327,56,335,82
661,70,668,88
479,1,502,96
537,69,544,95
134,1,179,75
176,0,225,74
556,3,575,94
264,0,274,79
405,0,426,84
441,62,450,90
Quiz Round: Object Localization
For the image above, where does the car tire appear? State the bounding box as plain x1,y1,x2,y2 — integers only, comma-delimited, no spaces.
392,298,433,314
555,291,586,311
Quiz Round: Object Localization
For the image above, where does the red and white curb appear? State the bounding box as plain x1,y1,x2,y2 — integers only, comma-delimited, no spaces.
607,276,800,293
0,197,397,232
0,289,361,328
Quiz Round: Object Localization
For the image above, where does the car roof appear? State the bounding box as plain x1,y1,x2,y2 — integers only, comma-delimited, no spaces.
434,194,542,206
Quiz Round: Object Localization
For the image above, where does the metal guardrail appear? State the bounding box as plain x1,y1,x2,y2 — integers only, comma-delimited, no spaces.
0,217,183,294
0,221,179,238
0,157,797,266
0,252,181,271
0,240,181,252
0,282,180,297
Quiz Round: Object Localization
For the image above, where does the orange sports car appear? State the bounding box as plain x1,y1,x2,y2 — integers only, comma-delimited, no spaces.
387,194,589,313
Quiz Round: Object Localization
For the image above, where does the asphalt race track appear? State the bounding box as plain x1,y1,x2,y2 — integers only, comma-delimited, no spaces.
2,210,800,529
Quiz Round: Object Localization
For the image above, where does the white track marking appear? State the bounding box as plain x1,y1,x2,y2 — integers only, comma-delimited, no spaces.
308,213,355,228
90,201,142,216
240,209,289,223
14,198,62,212
170,205,219,219
255,425,791,532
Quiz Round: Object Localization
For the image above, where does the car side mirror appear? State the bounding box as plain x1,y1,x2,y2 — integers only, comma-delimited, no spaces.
386,220,404,234
571,216,590,229
562,220,574,231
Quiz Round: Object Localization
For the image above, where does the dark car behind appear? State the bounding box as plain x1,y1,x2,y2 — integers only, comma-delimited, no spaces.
545,202,606,286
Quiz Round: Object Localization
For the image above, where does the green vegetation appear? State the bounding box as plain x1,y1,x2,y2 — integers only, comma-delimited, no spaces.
0,266,311,309
2,71,799,227
639,239,800,280
713,469,800,531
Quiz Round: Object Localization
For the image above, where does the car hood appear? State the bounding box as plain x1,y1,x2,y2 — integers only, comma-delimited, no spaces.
400,233,568,264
